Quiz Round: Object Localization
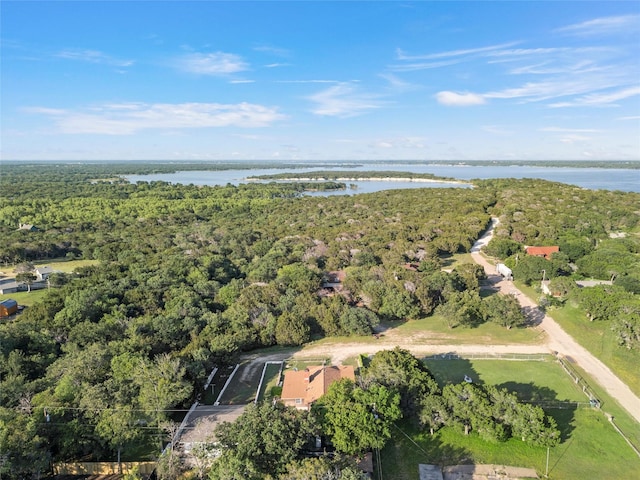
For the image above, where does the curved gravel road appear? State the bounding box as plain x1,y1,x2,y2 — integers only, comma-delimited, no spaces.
470,218,640,424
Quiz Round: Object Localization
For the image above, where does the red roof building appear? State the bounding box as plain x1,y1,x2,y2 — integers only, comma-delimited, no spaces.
525,246,559,259
280,365,355,410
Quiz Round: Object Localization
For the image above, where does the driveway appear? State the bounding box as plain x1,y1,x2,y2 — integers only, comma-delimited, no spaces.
470,219,640,424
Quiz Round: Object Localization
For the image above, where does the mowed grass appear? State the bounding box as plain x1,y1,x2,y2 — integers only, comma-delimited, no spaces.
256,362,283,403
424,358,585,402
548,303,640,398
381,358,640,480
0,289,49,307
2,258,99,275
388,314,545,345
1,259,100,307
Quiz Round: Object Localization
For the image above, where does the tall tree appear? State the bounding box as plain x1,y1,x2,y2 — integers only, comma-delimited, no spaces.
133,353,192,424
211,402,317,479
362,348,439,418
315,379,401,455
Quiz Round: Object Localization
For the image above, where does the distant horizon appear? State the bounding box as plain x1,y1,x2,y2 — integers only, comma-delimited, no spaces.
4,158,640,166
3,2,639,161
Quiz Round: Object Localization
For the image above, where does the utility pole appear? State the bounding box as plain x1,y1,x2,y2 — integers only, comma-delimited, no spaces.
545,446,550,478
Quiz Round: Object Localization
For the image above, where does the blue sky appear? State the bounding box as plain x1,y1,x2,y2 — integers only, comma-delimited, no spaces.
2,1,639,161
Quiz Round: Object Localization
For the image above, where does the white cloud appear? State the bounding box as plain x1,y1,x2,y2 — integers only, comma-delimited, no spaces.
307,84,384,117
229,79,255,84
556,14,640,36
264,63,291,68
277,79,341,84
55,48,134,67
396,42,518,61
176,52,248,75
539,127,600,133
548,86,640,107
378,73,416,91
482,125,513,135
253,45,291,57
389,59,462,72
507,60,602,75
24,102,286,134
559,134,591,144
435,91,486,106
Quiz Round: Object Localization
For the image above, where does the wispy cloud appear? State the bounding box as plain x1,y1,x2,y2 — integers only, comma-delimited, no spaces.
548,86,640,108
55,48,134,67
556,14,640,36
175,52,248,75
307,83,384,117
559,134,591,144
485,47,610,59
369,136,427,149
389,59,461,72
253,45,291,57
507,60,605,76
378,73,417,91
24,102,285,134
390,42,519,72
482,125,513,135
229,79,255,84
396,42,518,61
265,63,291,68
277,79,342,84
539,127,600,133
435,91,485,106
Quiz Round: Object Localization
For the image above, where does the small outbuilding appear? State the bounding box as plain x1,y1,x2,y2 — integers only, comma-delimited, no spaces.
35,266,54,281
0,299,18,317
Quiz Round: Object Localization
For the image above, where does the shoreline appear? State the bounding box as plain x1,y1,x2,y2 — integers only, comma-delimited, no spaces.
246,176,470,185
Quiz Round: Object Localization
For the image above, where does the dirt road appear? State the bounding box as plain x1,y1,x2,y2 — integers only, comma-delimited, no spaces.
294,341,548,365
470,218,640,424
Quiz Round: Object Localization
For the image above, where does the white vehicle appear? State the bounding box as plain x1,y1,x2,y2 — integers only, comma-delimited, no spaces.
496,263,513,280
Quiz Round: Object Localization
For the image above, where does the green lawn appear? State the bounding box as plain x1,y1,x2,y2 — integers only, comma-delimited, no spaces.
381,359,640,480
1,259,100,307
2,258,99,275
440,253,474,270
0,289,49,307
547,303,640,398
424,358,585,402
256,362,283,403
389,315,545,345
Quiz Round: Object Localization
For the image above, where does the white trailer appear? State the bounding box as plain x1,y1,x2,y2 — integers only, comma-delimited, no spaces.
496,263,513,280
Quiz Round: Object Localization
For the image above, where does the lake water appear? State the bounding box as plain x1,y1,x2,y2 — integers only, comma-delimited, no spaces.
125,163,640,194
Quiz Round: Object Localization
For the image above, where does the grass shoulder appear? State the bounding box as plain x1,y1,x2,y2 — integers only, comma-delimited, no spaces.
547,303,640,398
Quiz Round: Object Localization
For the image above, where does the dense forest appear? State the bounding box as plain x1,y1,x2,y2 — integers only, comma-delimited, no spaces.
0,163,639,477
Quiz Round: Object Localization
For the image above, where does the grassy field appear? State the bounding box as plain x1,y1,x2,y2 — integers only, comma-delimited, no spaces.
424,357,586,402
1,259,100,307
0,289,49,307
386,314,545,345
1,258,99,275
548,303,640,398
381,358,640,480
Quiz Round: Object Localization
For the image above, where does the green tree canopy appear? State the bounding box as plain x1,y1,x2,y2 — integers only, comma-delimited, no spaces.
314,379,401,455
